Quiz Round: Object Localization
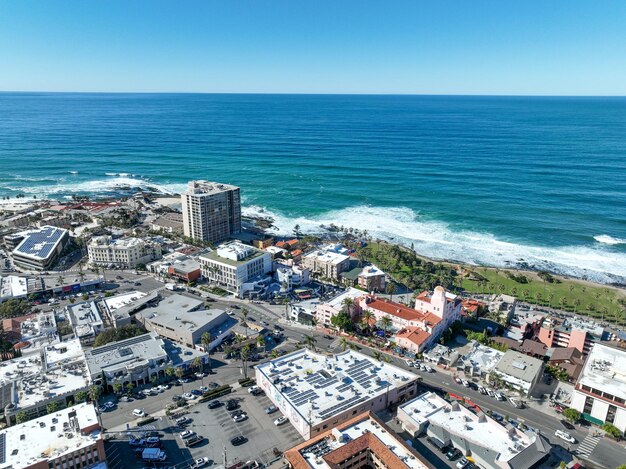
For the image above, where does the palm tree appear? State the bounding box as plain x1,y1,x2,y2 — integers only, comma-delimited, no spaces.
125,383,134,395
270,349,280,359
57,275,65,286
113,383,123,395
88,385,102,403
342,297,355,316
303,334,317,351
201,332,212,373
573,298,581,313
240,344,251,379
360,310,375,333
559,297,567,310
175,367,185,391
373,351,383,362
379,316,392,335
386,282,397,302
256,335,266,352
192,357,203,373
165,366,175,382
547,293,554,308
534,292,542,305
339,337,350,351
241,308,249,338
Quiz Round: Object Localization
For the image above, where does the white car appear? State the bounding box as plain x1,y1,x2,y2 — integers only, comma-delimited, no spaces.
191,457,211,468
183,392,197,400
132,409,146,418
554,429,576,444
274,416,288,426
233,413,248,423
180,430,196,440
157,384,169,392
404,359,414,367
461,379,470,387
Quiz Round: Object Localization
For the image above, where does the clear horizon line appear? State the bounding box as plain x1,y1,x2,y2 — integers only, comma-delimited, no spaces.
1,90,625,98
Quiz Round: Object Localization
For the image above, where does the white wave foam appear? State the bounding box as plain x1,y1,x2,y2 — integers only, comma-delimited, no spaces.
69,171,78,174
594,234,626,245
242,204,626,284
20,176,187,198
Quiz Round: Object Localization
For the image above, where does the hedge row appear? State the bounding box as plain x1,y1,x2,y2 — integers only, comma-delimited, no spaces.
238,378,255,387
137,417,156,426
198,385,232,402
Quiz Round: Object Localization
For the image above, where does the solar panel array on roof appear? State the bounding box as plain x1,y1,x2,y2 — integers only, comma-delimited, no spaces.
0,433,5,464
14,226,67,260
318,395,369,419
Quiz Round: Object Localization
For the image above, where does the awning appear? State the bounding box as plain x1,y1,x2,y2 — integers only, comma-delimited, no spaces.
582,413,603,426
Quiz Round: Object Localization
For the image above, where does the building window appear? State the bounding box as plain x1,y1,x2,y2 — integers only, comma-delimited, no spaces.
606,405,617,424
583,396,594,414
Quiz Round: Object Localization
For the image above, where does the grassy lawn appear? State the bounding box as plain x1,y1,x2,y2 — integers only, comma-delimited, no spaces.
461,267,626,325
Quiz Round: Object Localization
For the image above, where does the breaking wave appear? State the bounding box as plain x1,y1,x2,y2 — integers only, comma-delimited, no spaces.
594,234,626,246
243,204,626,284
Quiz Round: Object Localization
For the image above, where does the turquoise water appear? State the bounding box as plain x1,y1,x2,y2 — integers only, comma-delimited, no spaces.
1,93,625,282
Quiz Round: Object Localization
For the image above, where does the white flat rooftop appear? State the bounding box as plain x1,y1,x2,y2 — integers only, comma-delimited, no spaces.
463,341,505,373
325,288,363,311
257,349,417,426
0,339,89,412
401,392,536,463
104,290,147,311
305,250,350,265
298,415,429,469
0,403,101,469
578,343,626,401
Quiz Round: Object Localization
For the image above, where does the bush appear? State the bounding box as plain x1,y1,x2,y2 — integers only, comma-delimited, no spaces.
602,423,622,439
93,324,147,347
137,417,156,426
238,378,255,387
198,385,232,403
562,408,580,422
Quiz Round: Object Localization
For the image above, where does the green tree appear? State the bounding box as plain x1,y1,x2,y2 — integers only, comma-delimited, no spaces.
47,401,60,414
360,310,375,333
175,367,185,391
74,390,87,403
302,334,317,351
112,383,123,395
88,385,102,403
373,351,383,362
256,335,266,352
602,423,621,438
339,337,350,351
270,349,280,359
379,316,393,334
386,282,397,302
240,344,251,379
16,411,28,424
562,408,581,423
93,324,146,347
201,331,212,372
192,357,203,374
165,366,175,381
125,383,134,395
241,308,249,338
330,312,354,332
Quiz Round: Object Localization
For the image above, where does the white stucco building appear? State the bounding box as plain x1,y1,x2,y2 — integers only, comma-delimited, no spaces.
199,242,272,297
570,343,626,433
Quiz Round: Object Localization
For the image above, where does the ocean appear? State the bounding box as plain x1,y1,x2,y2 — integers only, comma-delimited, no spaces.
1,93,625,283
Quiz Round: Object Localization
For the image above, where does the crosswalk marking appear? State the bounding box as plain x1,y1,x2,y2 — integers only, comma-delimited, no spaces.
576,433,600,457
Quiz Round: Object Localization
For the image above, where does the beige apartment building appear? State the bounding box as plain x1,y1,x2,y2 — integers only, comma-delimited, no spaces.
88,235,162,269
181,180,241,243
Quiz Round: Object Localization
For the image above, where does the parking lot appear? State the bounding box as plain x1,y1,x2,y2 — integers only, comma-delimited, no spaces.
104,386,303,468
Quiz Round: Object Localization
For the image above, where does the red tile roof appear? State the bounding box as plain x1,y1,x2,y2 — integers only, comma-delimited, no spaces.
364,297,441,325
396,327,431,345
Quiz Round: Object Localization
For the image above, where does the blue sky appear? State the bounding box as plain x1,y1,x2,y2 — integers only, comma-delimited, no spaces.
1,1,625,94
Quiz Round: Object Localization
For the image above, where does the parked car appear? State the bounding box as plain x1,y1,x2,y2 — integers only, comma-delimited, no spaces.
207,400,222,409
226,400,239,411
456,458,470,469
274,416,288,426
405,359,414,367
198,386,209,393
175,417,191,426
190,457,211,468
248,386,262,395
560,420,575,430
446,448,462,461
454,377,462,384
185,435,205,447
191,389,203,396
132,409,146,418
119,396,132,402
157,384,169,392
233,413,248,423
183,392,197,400
555,430,576,443
265,405,278,414
230,436,247,446
461,380,470,387
179,430,196,440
